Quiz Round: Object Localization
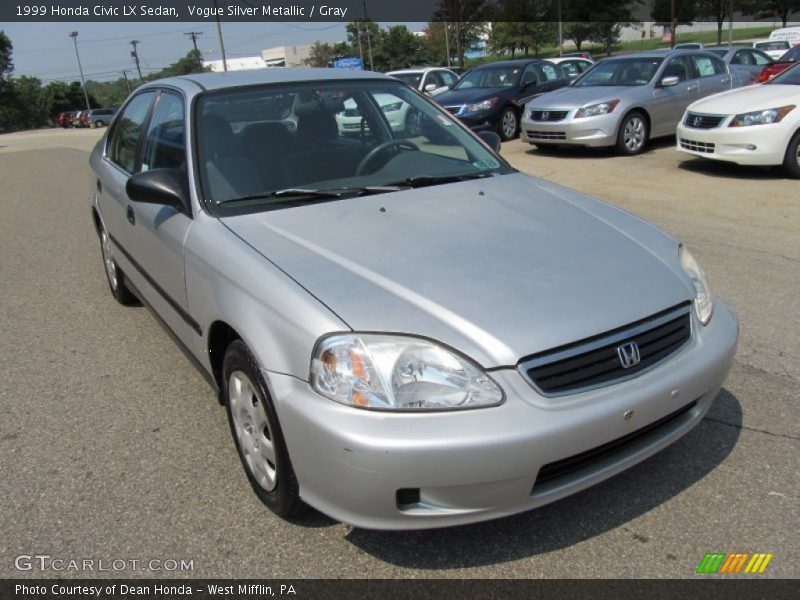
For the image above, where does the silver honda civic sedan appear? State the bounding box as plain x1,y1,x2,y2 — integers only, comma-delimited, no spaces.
89,68,738,530
521,49,742,154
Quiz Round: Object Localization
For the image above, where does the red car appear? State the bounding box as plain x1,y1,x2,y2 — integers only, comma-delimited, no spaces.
56,112,70,128
758,45,800,82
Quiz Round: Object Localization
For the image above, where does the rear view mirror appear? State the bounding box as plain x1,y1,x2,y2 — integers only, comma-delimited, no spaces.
660,75,681,87
126,168,189,213
477,130,502,153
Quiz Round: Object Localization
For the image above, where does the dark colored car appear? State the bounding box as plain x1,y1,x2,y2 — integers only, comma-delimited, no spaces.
434,59,570,140
758,45,800,82
705,45,772,84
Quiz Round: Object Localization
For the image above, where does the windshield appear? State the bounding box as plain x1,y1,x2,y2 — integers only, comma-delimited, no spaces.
391,73,423,87
454,65,523,89
196,80,510,213
573,58,663,87
768,62,800,84
780,46,800,61
756,41,790,51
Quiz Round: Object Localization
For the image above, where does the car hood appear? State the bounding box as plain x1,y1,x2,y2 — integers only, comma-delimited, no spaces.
688,83,800,113
436,87,510,106
528,85,639,109
221,173,692,367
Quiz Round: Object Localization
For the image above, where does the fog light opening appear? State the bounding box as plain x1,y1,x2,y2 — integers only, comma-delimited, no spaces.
396,488,421,509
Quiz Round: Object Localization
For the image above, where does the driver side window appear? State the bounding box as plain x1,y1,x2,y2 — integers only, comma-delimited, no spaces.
521,65,538,86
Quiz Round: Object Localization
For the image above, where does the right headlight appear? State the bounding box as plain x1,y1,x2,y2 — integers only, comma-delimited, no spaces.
310,334,504,411
574,99,620,118
679,245,714,325
729,105,795,127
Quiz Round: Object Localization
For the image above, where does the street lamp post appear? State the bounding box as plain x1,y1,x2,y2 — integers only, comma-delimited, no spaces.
69,31,91,111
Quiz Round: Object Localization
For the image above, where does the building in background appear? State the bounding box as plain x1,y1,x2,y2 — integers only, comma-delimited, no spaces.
203,56,267,72
262,45,312,68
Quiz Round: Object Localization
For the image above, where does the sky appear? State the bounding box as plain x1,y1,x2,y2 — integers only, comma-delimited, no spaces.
2,21,426,82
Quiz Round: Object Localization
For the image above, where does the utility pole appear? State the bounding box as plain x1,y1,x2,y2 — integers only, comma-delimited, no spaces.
444,22,450,68
184,31,204,68
121,70,132,95
130,40,143,82
727,0,734,46
68,31,91,111
356,22,364,64
670,0,677,49
360,0,374,71
212,0,228,71
558,0,564,56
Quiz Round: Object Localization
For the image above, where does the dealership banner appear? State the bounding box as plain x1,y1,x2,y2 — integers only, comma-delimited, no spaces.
1,0,781,23
3,579,799,599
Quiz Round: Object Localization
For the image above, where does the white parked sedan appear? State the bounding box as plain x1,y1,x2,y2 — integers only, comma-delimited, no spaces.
676,63,800,177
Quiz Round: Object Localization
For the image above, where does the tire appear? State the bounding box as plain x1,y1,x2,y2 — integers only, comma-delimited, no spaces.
782,131,800,179
616,111,648,155
496,106,519,141
223,340,303,518
405,109,421,137
99,225,138,305
94,120,103,128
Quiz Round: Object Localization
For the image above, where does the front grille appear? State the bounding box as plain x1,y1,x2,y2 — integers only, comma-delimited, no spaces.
519,302,692,395
526,130,567,141
445,105,463,115
343,108,360,117
530,109,569,121
684,113,725,129
680,138,715,153
533,400,697,489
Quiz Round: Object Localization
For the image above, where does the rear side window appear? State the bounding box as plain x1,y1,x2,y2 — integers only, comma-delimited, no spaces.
439,70,457,87
749,50,771,65
107,92,156,173
691,55,726,77
732,50,753,65
141,91,185,172
536,63,560,81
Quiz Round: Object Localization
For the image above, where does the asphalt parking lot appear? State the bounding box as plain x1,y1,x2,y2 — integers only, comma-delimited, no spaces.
0,128,797,578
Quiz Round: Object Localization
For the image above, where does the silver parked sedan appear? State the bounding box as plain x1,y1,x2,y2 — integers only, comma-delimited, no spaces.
522,49,742,154
89,69,738,530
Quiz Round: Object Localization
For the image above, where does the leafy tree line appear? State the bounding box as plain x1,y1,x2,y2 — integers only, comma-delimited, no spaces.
0,31,206,133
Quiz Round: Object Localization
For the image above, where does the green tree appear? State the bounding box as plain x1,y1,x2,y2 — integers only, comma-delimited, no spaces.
564,22,596,51
346,20,383,70
0,30,12,81
652,0,696,27
373,25,430,71
304,41,336,67
696,0,740,44
741,0,800,27
434,0,488,67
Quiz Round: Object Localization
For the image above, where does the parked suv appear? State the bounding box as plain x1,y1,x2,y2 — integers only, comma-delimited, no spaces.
88,108,117,127
522,49,744,155
434,59,570,140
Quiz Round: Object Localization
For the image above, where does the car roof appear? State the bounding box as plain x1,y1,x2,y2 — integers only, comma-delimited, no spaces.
473,58,546,68
145,68,393,93
607,49,713,59
387,67,448,74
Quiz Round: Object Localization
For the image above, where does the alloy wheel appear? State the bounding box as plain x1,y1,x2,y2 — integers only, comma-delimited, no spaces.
100,230,118,291
623,116,645,153
228,370,277,491
502,110,517,139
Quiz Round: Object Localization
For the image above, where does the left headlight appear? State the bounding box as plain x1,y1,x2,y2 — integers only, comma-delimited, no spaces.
679,245,714,326
310,334,504,411
381,101,404,113
575,99,619,118
729,105,795,127
465,97,498,113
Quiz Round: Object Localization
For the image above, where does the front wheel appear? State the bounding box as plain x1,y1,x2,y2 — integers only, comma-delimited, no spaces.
497,107,518,141
616,111,648,155
99,226,137,305
223,340,303,518
783,132,800,179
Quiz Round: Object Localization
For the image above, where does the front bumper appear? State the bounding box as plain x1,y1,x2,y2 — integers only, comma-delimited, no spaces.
676,121,791,166
268,301,738,530
520,111,620,147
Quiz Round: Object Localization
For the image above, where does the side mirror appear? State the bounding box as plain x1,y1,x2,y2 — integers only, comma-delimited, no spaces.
659,75,681,87
477,130,502,153
126,167,189,213
423,83,438,93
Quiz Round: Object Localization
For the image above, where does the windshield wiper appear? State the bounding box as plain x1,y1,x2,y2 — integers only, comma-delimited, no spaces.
214,185,409,207
384,172,494,188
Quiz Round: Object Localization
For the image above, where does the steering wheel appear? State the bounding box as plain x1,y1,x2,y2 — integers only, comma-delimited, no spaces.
356,139,419,176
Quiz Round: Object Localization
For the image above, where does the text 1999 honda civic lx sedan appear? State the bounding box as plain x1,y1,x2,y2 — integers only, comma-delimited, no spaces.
89,69,738,530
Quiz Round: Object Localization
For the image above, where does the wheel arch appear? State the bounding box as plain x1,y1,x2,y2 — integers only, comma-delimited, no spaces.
623,106,652,139
207,320,243,402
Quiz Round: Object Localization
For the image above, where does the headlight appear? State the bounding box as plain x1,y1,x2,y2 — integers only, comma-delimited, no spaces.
729,105,795,127
679,246,714,325
381,101,404,113
574,99,620,118
465,97,498,113
310,334,504,411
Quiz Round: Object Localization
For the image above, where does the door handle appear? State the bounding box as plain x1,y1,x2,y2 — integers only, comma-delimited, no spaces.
96,178,102,193
126,205,136,225
687,84,699,91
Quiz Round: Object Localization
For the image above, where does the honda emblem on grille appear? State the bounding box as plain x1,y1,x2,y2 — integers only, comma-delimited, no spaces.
693,116,702,127
541,111,550,120
617,342,641,369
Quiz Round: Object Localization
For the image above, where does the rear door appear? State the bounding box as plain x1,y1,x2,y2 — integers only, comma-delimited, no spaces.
691,53,732,95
